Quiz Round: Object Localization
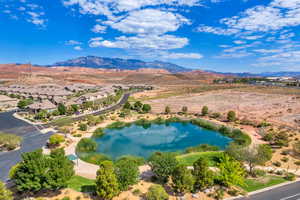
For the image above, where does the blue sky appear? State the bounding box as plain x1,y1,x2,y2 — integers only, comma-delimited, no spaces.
1,0,300,72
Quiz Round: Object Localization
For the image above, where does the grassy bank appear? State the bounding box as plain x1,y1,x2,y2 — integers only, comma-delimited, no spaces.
176,151,223,167
239,175,287,192
67,175,95,192
0,132,22,151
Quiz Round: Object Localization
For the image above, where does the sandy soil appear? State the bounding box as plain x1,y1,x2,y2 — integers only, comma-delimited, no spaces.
143,90,300,129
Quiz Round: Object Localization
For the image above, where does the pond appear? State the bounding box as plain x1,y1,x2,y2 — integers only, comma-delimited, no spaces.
91,122,232,159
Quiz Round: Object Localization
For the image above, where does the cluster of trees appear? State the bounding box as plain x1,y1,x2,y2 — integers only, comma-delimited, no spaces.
263,131,289,147
17,98,34,109
10,149,74,192
95,157,139,199
147,152,246,196
48,134,65,147
123,101,152,113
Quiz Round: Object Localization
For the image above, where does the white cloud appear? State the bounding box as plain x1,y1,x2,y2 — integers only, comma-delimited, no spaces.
253,49,282,54
74,46,83,50
233,40,246,44
89,34,188,50
65,40,82,45
91,24,107,33
105,9,189,35
196,25,238,35
161,52,203,59
27,11,45,26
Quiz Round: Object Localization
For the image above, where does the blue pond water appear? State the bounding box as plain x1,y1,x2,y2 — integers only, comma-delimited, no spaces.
93,122,232,159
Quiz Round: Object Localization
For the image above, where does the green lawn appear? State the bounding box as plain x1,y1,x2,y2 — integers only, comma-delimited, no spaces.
67,175,96,192
176,151,223,167
240,175,287,192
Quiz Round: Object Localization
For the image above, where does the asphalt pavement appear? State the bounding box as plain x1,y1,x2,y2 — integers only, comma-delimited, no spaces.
237,181,300,200
0,111,54,181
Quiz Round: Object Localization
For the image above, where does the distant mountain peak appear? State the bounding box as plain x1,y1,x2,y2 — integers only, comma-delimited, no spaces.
53,56,191,73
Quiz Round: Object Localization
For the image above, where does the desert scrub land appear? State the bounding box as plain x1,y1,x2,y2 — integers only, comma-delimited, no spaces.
142,88,300,128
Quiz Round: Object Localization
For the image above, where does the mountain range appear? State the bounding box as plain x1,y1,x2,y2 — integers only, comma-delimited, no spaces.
53,56,190,73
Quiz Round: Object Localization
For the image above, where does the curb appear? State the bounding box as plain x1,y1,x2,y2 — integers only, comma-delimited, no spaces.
225,179,300,200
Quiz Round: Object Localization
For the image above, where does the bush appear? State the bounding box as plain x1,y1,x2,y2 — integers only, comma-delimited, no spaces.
0,132,22,151
146,185,168,200
201,106,209,116
93,128,105,138
116,156,145,166
48,134,65,146
115,158,139,191
171,164,194,193
132,189,141,196
252,169,266,177
78,123,88,131
281,157,289,163
294,161,300,166
273,161,282,167
227,111,236,122
76,138,97,153
142,104,152,113
185,144,219,153
0,181,13,200
285,173,296,181
148,152,178,183
210,112,221,119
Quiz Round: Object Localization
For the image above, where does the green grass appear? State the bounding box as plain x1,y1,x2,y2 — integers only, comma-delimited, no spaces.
67,175,95,192
240,175,287,192
50,117,74,127
176,151,223,167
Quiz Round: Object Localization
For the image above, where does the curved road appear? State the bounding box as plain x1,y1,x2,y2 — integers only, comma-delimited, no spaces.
0,93,130,181
0,111,54,181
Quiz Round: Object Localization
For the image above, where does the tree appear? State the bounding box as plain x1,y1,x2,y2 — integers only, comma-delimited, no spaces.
71,104,79,113
78,123,87,131
12,149,74,192
226,144,272,176
227,111,236,122
48,134,65,147
201,106,209,116
218,154,246,187
95,161,119,199
142,104,152,113
0,181,13,200
148,152,178,183
58,103,66,115
123,101,131,110
146,185,168,200
165,106,171,114
293,141,300,155
182,106,188,114
193,158,214,190
45,148,74,189
35,110,48,120
17,100,27,109
76,138,97,153
171,165,194,194
115,158,139,191
133,101,143,111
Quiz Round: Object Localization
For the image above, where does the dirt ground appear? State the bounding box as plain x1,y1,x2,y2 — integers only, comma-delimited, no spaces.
140,89,300,129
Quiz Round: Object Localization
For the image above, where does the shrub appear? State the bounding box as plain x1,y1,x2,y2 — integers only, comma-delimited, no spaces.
285,173,296,181
293,141,300,155
148,152,178,183
93,128,105,138
273,161,282,167
185,144,219,153
227,111,236,122
201,106,209,116
210,112,221,119
142,104,152,113
294,161,300,166
181,106,188,114
95,161,119,200
165,106,171,114
252,169,266,177
281,157,289,163
0,181,13,200
116,156,145,166
132,189,141,196
115,159,139,191
78,123,88,131
171,164,194,193
48,134,65,146
76,138,97,153
0,132,22,151
146,185,168,200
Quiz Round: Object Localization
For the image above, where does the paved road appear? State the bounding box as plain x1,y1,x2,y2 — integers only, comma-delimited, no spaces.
237,181,300,200
46,92,130,127
0,111,54,181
